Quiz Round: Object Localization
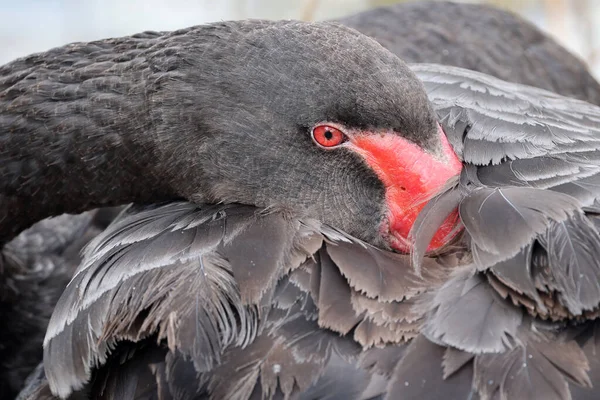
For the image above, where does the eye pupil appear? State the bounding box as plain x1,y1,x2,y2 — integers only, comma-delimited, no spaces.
324,130,333,140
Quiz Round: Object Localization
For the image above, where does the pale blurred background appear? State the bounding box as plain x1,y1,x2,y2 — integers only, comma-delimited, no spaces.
1,0,599,77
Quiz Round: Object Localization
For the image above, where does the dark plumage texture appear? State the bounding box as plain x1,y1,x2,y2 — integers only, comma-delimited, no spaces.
0,20,440,250
1,19,437,399
0,22,439,392
0,210,112,399
338,1,600,105
27,65,600,400
38,202,431,399
7,3,600,400
413,64,600,321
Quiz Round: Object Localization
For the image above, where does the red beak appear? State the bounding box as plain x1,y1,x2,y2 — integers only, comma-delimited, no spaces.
349,124,463,253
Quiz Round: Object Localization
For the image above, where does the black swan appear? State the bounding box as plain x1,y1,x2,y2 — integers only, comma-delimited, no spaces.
1,8,600,400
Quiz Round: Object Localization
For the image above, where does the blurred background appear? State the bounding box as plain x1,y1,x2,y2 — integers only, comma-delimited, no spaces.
1,0,598,77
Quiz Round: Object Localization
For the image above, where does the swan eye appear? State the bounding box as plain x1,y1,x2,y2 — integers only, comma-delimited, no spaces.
311,125,347,148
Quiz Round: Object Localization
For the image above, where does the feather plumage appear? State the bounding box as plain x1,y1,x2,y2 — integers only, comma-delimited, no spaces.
473,331,591,400
17,22,600,400
420,271,523,353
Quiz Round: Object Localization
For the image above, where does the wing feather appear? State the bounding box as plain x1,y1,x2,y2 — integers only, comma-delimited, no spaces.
42,202,309,398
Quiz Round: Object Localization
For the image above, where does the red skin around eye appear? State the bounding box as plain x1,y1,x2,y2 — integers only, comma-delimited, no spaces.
312,125,346,147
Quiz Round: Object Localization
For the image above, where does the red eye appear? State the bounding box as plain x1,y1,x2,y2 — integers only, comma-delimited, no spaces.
311,125,347,148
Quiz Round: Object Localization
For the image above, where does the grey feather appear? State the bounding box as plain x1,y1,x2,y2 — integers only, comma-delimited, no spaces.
317,249,363,334
16,364,57,400
359,345,407,379
207,275,360,400
350,291,421,326
488,245,542,307
442,347,474,379
386,335,477,400
325,240,450,302
413,64,600,166
477,157,600,190
299,352,384,400
43,202,299,398
351,292,421,347
353,317,419,348
219,211,300,304
409,183,462,273
553,174,600,207
571,320,600,399
459,186,580,270
539,213,600,315
420,272,522,353
473,334,591,400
